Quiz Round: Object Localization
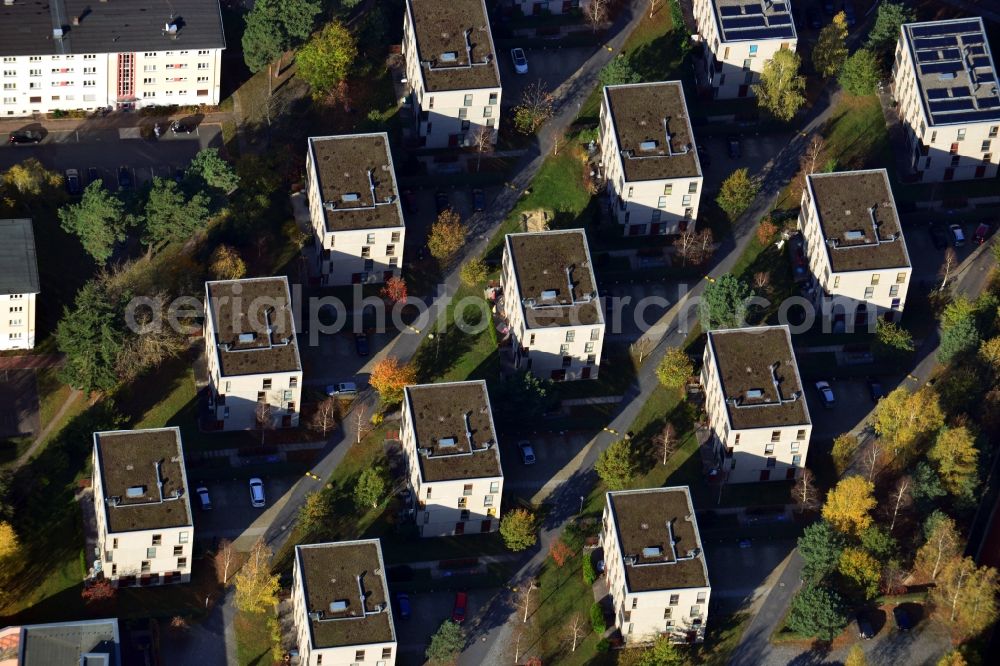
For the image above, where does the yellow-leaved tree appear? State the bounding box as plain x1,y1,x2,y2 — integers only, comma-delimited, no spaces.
821,476,876,535
0,521,20,560
874,386,944,460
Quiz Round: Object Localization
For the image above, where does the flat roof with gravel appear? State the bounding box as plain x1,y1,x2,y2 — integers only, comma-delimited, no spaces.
407,0,500,92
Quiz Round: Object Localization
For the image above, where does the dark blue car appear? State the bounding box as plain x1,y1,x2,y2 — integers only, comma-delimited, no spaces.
396,593,411,620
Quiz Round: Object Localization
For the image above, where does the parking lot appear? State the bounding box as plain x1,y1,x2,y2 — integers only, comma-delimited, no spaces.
697,132,795,193
495,45,598,110
394,589,493,655
190,475,297,543
803,377,885,439
703,536,797,611
0,123,222,189
501,431,591,498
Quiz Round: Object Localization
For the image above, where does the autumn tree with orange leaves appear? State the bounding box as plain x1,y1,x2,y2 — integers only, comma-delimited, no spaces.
369,356,416,405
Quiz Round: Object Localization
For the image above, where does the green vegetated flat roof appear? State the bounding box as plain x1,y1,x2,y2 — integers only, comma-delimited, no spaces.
408,0,500,91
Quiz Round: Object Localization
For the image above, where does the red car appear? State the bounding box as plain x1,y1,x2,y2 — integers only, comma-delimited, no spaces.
974,223,990,246
451,591,468,624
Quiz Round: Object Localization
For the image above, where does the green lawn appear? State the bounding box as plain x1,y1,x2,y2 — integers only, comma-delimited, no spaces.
411,282,499,384
235,610,273,666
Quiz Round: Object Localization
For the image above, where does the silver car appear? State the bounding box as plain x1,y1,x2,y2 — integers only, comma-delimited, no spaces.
511,48,528,74
249,478,265,508
518,440,536,465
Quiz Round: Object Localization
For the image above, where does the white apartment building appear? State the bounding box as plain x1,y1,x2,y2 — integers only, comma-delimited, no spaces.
600,82,704,236
0,219,39,351
400,381,504,537
701,325,812,484
693,0,797,99
403,0,502,149
800,169,912,328
892,17,1000,182
203,277,303,432
601,487,711,644
292,540,397,666
501,229,605,381
91,428,194,587
512,0,587,15
0,618,120,666
0,0,225,116
305,134,406,286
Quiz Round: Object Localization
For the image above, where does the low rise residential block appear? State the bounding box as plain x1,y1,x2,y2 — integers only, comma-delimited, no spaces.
693,0,797,99
600,81,704,236
601,487,711,644
291,540,397,666
305,133,406,286
91,428,193,586
701,325,812,483
401,381,503,537
799,169,911,327
403,0,502,149
0,219,39,351
893,17,1000,182
0,618,120,666
203,277,303,431
501,229,604,381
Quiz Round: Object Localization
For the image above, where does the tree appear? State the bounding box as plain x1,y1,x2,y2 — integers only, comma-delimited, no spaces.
298,491,332,534
596,439,636,490
700,273,754,330
822,476,876,535
929,426,979,500
491,372,556,427
58,181,128,263
859,526,896,560
471,126,494,172
0,521,18,560
941,296,976,331
500,509,537,552
654,422,678,466
56,280,127,394
586,0,608,32
354,466,388,510
886,476,911,534
3,157,61,197
550,539,573,568
514,81,554,134
914,511,961,582
81,578,116,607
938,247,959,291
931,556,999,641
672,228,699,265
656,348,693,393
695,228,715,264
937,651,969,666
874,319,914,360
369,356,416,405
310,397,340,437
798,521,844,583
785,585,847,641
381,276,408,303
839,49,880,97
838,547,881,600
756,217,779,244
428,209,465,265
566,613,587,653
600,55,641,86
241,0,321,72
874,387,944,458
912,461,947,512
460,258,489,287
583,553,597,585
186,148,240,193
814,12,849,77
234,538,280,613
845,644,867,666
861,437,884,482
753,49,805,121
297,21,358,100
716,168,760,219
648,0,663,19
867,1,915,57
115,304,187,384
831,433,858,475
938,315,981,363
209,245,247,280
214,538,236,585
979,336,1000,376
792,468,821,512
140,178,211,250
426,620,465,663
255,399,276,447
637,635,684,666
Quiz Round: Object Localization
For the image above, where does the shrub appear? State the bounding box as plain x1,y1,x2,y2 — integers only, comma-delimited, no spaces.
590,602,606,634
583,553,597,585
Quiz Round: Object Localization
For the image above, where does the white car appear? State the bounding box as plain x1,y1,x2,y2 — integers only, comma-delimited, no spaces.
326,382,358,396
511,48,528,75
518,440,536,465
815,381,836,409
949,224,965,247
249,478,265,508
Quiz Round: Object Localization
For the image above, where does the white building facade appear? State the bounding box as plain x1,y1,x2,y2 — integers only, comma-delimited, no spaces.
501,230,605,381
892,17,1000,182
693,0,797,99
600,82,704,236
0,219,39,351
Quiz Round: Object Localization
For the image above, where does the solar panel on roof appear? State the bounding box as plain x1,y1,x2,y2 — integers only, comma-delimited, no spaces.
949,86,971,98
935,109,1000,122
732,26,794,39
723,16,767,29
911,21,982,39
930,98,975,112
980,98,1000,109
744,4,763,14
772,2,787,10
979,72,996,83
941,48,961,60
967,45,986,55
914,36,957,49
770,15,792,25
961,33,985,44
972,56,993,68
921,62,962,75
926,88,950,99
720,5,741,16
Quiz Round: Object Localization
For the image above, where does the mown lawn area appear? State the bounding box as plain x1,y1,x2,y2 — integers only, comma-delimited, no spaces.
411,282,499,384
235,610,273,666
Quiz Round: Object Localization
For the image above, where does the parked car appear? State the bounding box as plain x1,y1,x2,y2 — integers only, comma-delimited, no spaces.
511,47,528,74
196,486,212,511
815,380,836,408
326,382,358,396
87,166,100,185
451,592,468,624
518,440,536,465
974,222,991,245
435,191,450,214
170,121,193,134
117,166,132,189
396,593,411,621
950,223,966,247
727,136,741,158
893,604,914,631
249,478,265,508
856,612,875,639
738,538,752,549
8,130,42,144
867,378,885,403
472,188,485,212
355,334,370,357
929,222,950,250
65,169,81,195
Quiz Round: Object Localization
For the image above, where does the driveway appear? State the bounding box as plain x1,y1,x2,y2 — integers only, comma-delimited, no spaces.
395,589,494,658
702,537,797,612
803,378,879,439
602,282,683,342
501,432,592,500
192,476,297,545
900,212,984,286
698,132,795,194
496,46,598,109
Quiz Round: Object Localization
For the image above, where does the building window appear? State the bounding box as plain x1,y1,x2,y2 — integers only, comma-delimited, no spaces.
663,183,672,196
765,443,775,455
112,538,118,549
144,77,156,84
632,598,638,609
657,195,667,208
141,561,151,573
770,431,780,443
457,496,467,509
930,131,937,143
991,126,999,138
529,334,536,345
669,594,679,605
682,194,692,206
833,275,841,288
796,429,806,440
463,484,473,496
560,344,570,355
355,650,365,661
179,531,189,543
749,45,758,56
591,328,600,341
792,454,802,466
957,128,966,141
366,232,376,244
766,457,777,468
743,59,751,70
664,607,672,618
896,272,906,284
484,495,493,506
791,441,800,453
864,286,875,298
459,107,468,119
585,342,594,353
889,285,899,297
152,534,162,545
382,647,392,659
464,94,473,106
389,257,399,267
289,377,298,388
386,244,395,256
426,487,432,499
361,246,371,258
871,274,880,285
262,378,272,390
690,605,702,617
489,92,498,105
566,330,575,342
490,481,500,493
734,433,740,444
688,181,698,194
983,140,992,153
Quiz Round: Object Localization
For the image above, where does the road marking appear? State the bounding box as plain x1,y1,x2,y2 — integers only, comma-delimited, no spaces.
704,275,716,283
